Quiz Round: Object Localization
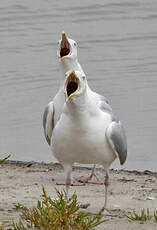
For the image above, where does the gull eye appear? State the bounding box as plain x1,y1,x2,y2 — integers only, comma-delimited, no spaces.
74,42,77,46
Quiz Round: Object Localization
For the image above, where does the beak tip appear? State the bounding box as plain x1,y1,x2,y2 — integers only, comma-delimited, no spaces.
62,31,67,39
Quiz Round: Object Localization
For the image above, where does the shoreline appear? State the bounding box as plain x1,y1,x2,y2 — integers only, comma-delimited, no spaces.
0,161,157,229
3,159,157,176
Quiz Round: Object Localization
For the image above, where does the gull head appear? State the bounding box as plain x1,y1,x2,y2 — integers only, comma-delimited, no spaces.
64,70,86,101
57,32,78,61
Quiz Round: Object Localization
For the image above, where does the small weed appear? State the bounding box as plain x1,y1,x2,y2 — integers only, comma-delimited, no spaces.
154,210,157,222
13,187,106,230
13,203,26,211
0,154,11,164
126,208,152,222
0,221,4,230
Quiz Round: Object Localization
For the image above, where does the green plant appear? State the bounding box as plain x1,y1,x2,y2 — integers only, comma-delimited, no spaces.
13,187,106,230
154,210,157,222
126,208,152,222
0,154,11,164
13,203,26,211
0,221,4,230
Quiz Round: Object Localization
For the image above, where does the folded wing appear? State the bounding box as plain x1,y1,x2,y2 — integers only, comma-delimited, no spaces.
43,101,54,145
106,120,127,165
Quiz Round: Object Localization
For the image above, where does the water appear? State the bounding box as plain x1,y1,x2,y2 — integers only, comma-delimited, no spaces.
0,0,157,171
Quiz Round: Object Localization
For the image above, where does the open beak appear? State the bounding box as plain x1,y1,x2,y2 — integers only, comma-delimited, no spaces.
65,70,80,99
60,32,71,61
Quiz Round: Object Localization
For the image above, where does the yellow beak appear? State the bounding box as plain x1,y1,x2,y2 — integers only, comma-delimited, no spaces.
61,56,67,61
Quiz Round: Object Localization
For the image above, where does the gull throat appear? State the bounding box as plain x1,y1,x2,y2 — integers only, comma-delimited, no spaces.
66,73,80,98
60,34,71,58
60,47,70,58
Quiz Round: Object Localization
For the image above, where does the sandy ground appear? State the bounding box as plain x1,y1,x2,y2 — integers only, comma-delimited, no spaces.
0,161,157,230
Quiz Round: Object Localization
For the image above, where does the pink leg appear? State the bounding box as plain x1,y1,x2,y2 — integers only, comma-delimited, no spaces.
86,165,103,184
78,165,103,185
56,164,85,187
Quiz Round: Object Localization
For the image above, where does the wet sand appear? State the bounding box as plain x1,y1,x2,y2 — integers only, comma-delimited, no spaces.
0,161,157,229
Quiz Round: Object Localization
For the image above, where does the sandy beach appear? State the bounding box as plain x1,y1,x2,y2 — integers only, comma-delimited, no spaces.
0,161,157,229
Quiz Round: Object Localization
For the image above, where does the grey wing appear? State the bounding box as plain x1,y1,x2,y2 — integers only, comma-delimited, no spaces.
106,121,127,165
43,101,54,145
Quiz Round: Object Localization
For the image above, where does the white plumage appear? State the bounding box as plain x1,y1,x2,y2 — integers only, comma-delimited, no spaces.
44,32,107,184
43,34,127,210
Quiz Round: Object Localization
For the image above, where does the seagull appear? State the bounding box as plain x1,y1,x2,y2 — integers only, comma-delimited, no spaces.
51,70,127,210
57,32,110,184
43,32,108,184
43,33,82,154
43,32,89,185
